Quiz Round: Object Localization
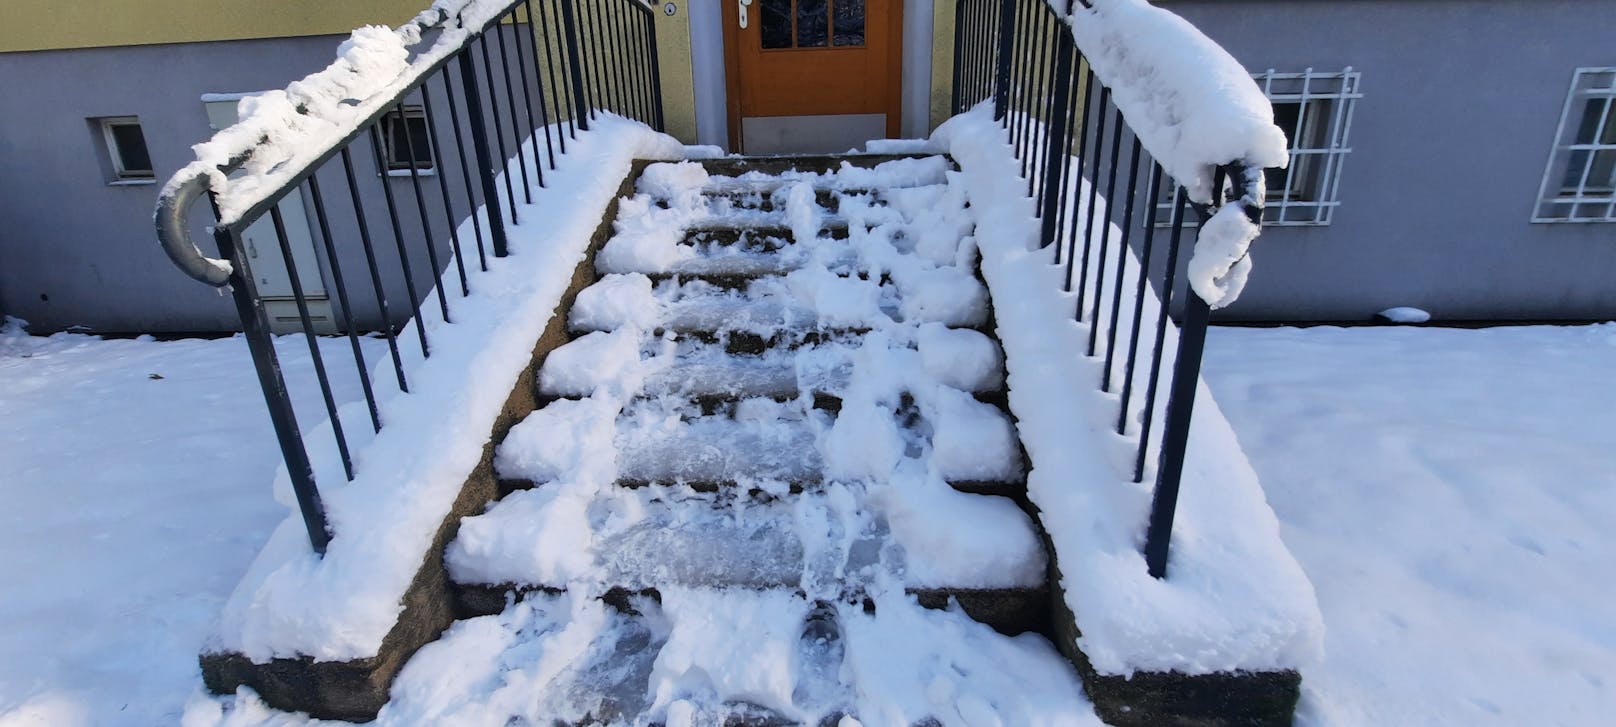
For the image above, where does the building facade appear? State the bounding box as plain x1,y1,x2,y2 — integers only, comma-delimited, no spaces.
1,0,1612,333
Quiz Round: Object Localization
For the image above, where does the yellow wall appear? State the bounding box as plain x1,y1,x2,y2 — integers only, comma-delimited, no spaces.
0,0,433,53
929,0,957,131
655,7,698,144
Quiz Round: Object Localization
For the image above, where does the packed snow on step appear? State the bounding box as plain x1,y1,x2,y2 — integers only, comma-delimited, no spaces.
453,153,1039,595
191,589,1099,726
205,118,685,665
928,107,1324,677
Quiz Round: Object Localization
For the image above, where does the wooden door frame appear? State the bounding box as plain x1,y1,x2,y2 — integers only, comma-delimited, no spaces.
721,0,904,152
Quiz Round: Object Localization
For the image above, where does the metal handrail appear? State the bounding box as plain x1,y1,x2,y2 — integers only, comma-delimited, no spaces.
151,1,549,287
953,0,1276,579
151,0,664,554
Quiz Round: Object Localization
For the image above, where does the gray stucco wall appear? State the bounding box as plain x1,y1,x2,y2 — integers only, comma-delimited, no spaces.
1161,0,1616,322
0,30,543,334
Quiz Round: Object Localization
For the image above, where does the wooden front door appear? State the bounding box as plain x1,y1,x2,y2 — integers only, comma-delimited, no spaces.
723,0,903,152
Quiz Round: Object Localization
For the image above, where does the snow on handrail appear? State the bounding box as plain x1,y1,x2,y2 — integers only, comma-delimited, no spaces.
1060,0,1286,206
153,0,521,286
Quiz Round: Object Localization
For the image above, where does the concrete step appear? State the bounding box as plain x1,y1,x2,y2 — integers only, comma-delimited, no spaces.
446,486,1048,636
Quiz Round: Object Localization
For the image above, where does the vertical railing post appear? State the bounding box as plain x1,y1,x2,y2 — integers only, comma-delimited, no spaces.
992,0,1018,121
214,224,331,555
643,3,666,132
457,48,512,258
1037,30,1075,245
1144,165,1254,579
1143,290,1209,579
560,0,592,130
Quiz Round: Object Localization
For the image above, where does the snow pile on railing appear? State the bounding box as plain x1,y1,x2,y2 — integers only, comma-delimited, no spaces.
930,108,1323,677
1061,0,1286,206
159,0,512,226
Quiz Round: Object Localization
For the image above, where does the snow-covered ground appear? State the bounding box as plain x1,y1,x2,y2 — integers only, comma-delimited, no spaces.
0,323,383,726
1202,323,1616,726
2,320,1612,725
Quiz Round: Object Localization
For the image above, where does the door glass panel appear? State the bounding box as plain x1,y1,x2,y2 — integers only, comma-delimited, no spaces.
761,0,792,49
833,0,865,47
797,0,828,48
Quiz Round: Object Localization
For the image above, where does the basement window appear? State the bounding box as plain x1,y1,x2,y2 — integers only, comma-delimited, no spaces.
381,106,435,175
1534,67,1616,223
97,116,155,183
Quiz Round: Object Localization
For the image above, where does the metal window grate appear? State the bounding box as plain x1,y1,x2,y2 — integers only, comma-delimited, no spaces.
1534,68,1616,223
1154,68,1360,226
1255,67,1360,226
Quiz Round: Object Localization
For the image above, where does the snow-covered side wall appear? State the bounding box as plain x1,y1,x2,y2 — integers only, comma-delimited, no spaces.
216,118,683,663
931,109,1323,677
1061,0,1287,207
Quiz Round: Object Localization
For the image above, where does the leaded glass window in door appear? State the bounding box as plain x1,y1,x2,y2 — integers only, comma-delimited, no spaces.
759,0,865,50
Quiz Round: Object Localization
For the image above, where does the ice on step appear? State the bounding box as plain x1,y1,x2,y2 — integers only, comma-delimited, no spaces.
650,588,812,720
616,409,823,485
447,482,1044,592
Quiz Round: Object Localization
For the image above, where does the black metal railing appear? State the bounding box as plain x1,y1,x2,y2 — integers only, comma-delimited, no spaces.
953,0,1268,578
155,0,663,554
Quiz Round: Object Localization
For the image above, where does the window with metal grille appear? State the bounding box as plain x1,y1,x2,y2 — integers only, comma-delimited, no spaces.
97,116,155,182
1534,68,1616,223
381,106,434,173
1254,68,1360,226
1153,68,1359,227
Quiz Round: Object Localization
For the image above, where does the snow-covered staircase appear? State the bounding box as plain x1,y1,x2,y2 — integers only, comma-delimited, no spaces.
421,155,1080,723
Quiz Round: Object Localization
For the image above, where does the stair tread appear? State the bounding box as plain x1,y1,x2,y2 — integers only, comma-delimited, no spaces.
446,483,1046,593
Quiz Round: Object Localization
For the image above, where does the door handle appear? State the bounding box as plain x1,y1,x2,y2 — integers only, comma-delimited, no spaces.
738,0,753,29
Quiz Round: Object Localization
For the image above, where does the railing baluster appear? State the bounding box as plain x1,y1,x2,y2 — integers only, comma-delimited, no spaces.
992,0,1016,121
1086,107,1124,355
477,37,520,224
1063,65,1096,287
1076,86,1111,313
267,205,354,481
606,0,631,117
539,0,576,143
1118,165,1164,435
584,0,609,116
458,48,513,257
560,0,592,129
306,174,382,432
441,71,491,271
420,89,473,296
395,102,453,324
368,126,432,358
1102,135,1144,390
1038,28,1075,245
1051,61,1082,265
521,0,561,165
509,3,553,184
211,221,330,554
643,1,665,131
493,19,535,203
1136,188,1189,483
339,147,409,392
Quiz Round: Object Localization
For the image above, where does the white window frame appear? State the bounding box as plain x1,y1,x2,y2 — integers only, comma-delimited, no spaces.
380,105,436,177
1253,67,1361,226
1533,67,1616,223
98,116,155,184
